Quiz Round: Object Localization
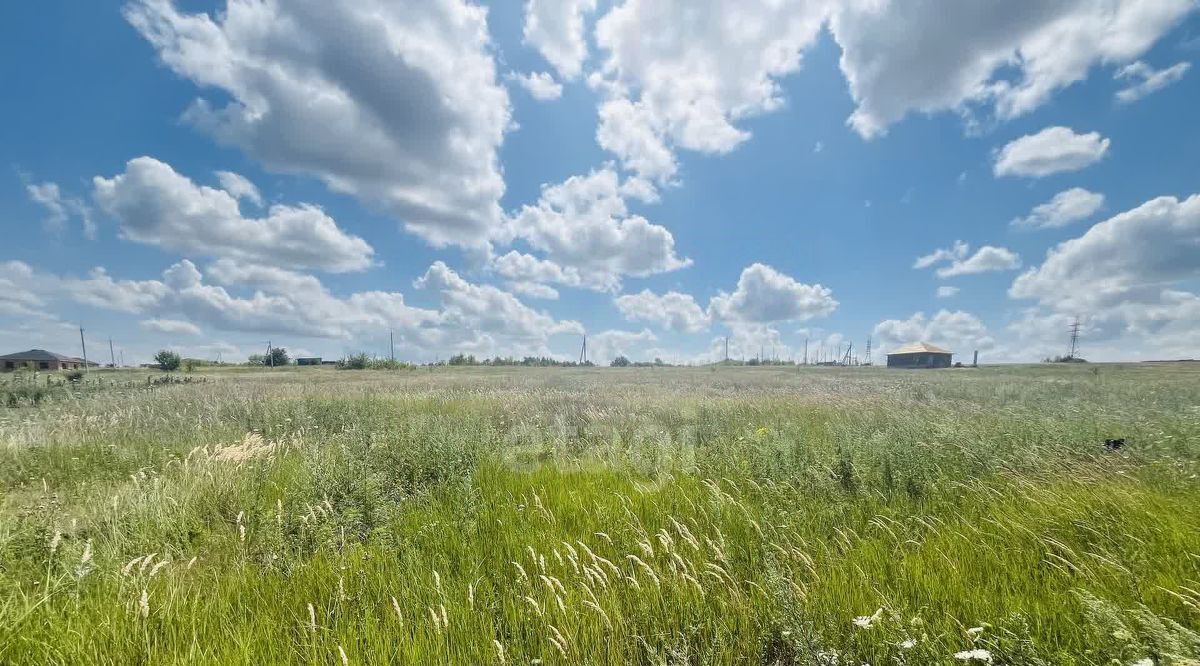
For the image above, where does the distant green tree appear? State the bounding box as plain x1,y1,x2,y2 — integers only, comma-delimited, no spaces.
263,347,290,366
154,350,182,372
610,355,631,367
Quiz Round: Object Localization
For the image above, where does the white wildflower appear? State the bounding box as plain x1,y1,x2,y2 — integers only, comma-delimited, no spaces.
138,588,150,618
852,608,883,628
954,649,992,663
900,639,916,649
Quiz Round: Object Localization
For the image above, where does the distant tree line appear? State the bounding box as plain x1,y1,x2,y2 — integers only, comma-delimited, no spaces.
609,356,674,367
337,353,414,370
441,354,595,367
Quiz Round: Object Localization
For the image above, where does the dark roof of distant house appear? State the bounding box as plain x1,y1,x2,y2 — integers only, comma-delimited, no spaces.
887,342,952,355
0,349,79,362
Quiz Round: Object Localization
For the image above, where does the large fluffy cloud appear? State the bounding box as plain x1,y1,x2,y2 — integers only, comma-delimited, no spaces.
1010,193,1200,311
708,263,837,324
1012,188,1105,229
415,261,583,342
993,127,1110,178
502,167,690,290
94,157,374,273
587,328,657,363
125,0,511,246
614,289,709,333
873,310,996,356
586,0,1193,173
10,258,582,358
1009,194,1200,357
591,0,829,181
64,268,173,314
831,1,1195,137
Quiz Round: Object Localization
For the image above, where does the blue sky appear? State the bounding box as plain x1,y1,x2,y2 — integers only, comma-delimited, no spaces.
3,0,1200,365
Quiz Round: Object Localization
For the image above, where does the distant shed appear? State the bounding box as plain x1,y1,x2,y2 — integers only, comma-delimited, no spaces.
886,342,952,369
296,357,322,366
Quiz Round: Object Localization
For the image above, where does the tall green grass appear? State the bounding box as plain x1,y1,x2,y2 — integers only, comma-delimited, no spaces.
0,365,1197,663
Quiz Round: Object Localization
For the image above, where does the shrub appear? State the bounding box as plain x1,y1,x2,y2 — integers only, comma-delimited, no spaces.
610,355,631,367
154,349,182,372
338,353,371,370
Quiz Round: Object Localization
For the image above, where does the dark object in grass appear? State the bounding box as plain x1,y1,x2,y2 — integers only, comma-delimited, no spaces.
1104,438,1125,450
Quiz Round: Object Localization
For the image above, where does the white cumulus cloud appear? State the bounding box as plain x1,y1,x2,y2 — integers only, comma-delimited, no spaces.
502,167,690,291
994,127,1110,178
1012,188,1105,229
831,1,1195,137
708,263,837,324
591,0,829,182
512,71,564,101
614,289,710,333
1011,193,1200,311
415,261,583,342
523,0,597,80
125,0,512,246
93,157,374,273
915,242,1021,277
587,328,657,363
873,310,995,356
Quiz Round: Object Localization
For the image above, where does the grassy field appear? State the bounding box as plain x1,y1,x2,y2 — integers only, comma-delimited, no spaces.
1,364,1198,664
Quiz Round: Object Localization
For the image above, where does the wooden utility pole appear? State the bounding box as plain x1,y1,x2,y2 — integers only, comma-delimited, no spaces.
803,338,809,365
390,330,395,362
79,327,89,374
109,338,116,368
